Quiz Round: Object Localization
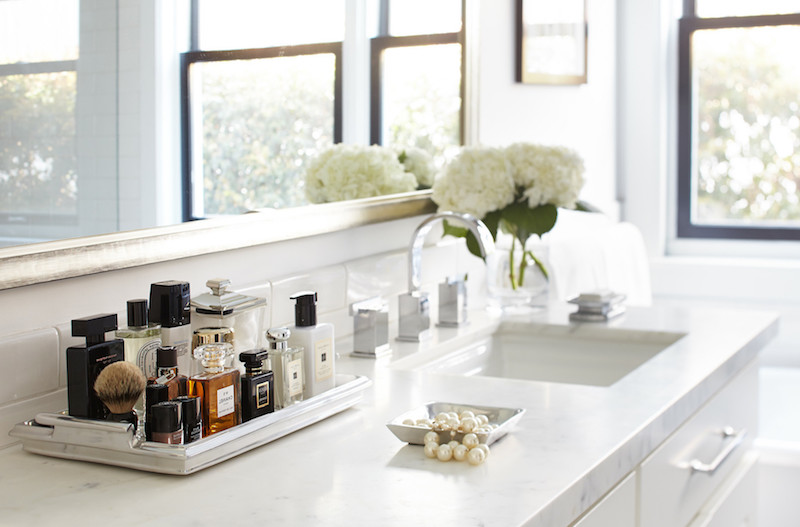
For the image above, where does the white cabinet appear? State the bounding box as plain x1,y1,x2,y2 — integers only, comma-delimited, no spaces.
639,359,758,527
573,472,636,527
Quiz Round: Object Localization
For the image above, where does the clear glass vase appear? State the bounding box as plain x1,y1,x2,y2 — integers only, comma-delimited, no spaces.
486,242,549,313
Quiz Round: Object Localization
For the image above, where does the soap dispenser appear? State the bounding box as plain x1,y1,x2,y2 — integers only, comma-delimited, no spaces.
66,313,125,419
191,278,267,373
287,291,335,398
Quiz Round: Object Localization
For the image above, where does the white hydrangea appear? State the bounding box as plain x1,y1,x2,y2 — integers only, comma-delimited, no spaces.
304,144,418,203
505,142,585,209
397,147,436,188
431,146,515,219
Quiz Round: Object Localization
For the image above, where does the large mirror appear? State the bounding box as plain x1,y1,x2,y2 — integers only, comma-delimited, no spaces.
0,0,467,289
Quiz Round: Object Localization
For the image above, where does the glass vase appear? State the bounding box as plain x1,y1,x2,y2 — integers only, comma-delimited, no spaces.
486,242,549,313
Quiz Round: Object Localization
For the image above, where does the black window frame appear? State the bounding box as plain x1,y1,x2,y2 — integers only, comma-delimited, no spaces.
677,0,800,240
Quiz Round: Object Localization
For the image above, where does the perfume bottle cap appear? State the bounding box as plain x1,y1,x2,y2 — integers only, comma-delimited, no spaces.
71,313,118,345
151,401,182,434
239,348,269,372
266,327,291,351
193,342,233,371
126,299,149,328
148,281,191,328
291,291,318,327
156,346,178,369
192,326,235,350
144,383,170,441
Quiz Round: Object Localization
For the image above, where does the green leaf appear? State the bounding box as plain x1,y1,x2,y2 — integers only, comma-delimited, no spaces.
442,220,485,260
574,200,601,213
501,202,558,238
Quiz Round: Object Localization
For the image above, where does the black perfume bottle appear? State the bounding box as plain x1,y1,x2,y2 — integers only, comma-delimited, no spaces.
66,314,125,419
239,349,275,421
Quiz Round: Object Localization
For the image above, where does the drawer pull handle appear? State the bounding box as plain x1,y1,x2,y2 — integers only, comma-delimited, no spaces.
688,426,746,474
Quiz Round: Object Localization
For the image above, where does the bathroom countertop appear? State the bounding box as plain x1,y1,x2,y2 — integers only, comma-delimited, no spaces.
0,303,778,526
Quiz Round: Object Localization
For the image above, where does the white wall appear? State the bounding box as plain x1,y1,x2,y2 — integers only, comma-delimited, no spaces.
477,0,619,219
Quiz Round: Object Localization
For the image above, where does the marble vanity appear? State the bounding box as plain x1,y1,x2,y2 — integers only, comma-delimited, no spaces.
0,302,777,526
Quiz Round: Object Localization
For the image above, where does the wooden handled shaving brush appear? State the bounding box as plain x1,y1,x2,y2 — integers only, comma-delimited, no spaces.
94,361,147,431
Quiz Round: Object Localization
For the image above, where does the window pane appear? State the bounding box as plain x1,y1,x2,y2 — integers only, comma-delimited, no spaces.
0,72,77,215
0,0,78,64
389,0,462,36
692,26,800,226
696,0,800,18
197,0,345,50
381,44,461,167
191,54,336,216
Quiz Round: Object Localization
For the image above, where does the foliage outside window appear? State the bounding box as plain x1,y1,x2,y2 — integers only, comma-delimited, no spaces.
677,1,800,239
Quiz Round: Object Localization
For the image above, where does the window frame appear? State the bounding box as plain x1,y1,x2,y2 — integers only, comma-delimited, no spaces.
676,0,800,240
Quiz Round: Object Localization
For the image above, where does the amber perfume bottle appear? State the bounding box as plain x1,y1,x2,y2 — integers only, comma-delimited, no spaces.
266,327,304,410
152,345,187,400
189,342,241,436
239,349,274,421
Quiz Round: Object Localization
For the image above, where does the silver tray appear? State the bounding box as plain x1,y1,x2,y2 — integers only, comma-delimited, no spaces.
10,373,371,475
386,402,525,445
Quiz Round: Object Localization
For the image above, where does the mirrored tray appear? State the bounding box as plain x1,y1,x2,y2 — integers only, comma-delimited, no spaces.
10,374,371,475
386,402,525,445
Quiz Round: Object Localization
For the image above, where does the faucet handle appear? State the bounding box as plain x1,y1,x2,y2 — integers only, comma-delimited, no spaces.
397,291,430,342
350,297,391,358
438,276,468,327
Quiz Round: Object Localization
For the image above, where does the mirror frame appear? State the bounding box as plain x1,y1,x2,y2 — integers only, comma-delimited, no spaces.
0,192,436,290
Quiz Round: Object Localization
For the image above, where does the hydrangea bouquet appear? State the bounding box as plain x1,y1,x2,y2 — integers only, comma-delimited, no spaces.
304,144,419,203
431,142,593,290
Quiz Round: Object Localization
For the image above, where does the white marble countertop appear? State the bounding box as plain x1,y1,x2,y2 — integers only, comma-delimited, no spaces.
0,302,778,526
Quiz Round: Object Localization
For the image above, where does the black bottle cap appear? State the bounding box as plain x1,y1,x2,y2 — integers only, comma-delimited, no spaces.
151,401,181,433
291,291,318,327
156,346,178,369
239,348,269,366
144,383,171,441
71,314,118,345
149,281,191,328
126,299,149,327
173,395,201,436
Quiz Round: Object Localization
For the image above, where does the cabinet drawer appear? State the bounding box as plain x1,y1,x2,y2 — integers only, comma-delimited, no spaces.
640,361,758,527
573,472,636,527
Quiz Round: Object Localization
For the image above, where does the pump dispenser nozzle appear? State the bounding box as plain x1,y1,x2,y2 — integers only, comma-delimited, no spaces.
290,291,318,327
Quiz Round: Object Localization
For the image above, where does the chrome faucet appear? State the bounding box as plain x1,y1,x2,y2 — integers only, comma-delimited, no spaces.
397,211,495,342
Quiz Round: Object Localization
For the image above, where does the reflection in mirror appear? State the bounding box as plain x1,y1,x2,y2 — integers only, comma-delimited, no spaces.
0,0,464,251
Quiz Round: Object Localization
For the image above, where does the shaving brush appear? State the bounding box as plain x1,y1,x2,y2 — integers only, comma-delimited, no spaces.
94,361,147,431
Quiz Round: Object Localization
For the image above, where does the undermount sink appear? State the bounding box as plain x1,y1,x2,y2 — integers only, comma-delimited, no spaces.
397,322,686,387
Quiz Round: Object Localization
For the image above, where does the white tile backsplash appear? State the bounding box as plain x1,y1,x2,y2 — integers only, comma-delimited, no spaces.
0,329,60,405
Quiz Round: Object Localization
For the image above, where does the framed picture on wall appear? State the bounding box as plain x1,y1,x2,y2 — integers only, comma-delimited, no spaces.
516,0,587,85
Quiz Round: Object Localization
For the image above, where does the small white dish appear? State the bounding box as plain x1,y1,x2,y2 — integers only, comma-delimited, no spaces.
386,402,525,446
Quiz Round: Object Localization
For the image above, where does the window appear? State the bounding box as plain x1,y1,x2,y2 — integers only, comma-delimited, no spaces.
182,0,464,220
0,0,79,244
677,1,800,240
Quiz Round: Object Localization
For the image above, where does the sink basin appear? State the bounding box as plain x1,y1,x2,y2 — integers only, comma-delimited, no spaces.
399,322,686,387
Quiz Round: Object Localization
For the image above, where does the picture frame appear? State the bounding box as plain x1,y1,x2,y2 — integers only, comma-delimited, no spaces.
516,0,587,85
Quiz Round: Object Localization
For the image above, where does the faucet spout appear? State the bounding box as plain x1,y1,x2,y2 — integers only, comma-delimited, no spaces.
407,211,495,293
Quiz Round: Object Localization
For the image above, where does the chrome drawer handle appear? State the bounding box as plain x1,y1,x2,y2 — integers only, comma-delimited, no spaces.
688,426,746,474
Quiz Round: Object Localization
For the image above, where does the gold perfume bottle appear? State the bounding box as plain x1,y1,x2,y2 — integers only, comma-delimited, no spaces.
189,341,241,436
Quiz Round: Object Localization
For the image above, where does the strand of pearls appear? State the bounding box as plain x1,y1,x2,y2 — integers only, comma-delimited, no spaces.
416,410,494,466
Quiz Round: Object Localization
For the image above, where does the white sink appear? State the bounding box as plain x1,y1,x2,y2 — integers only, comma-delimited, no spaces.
396,322,686,387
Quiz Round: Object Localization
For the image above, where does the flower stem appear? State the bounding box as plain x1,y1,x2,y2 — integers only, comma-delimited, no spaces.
509,236,518,290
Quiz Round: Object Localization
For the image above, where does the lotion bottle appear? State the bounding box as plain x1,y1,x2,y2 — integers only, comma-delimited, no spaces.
287,292,335,398
149,281,192,375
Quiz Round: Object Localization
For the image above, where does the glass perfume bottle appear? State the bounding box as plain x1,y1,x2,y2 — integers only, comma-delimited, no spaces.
189,342,241,436
239,349,274,421
116,299,161,379
152,345,188,400
266,327,304,410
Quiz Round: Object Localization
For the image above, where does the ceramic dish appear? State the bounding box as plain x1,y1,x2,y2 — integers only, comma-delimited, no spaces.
386,402,525,446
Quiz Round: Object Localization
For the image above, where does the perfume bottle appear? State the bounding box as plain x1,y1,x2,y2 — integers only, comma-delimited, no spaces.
66,313,125,419
116,299,161,379
189,342,241,436
266,327,304,410
173,395,203,444
149,281,192,375
288,292,335,398
239,349,274,422
144,383,170,441
152,345,187,400
150,401,183,444
191,278,267,373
